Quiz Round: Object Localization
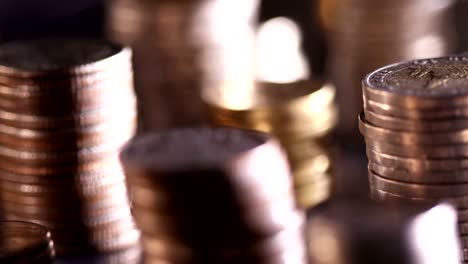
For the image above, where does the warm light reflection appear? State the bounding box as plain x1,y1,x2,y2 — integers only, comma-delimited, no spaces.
256,17,309,83
408,203,460,264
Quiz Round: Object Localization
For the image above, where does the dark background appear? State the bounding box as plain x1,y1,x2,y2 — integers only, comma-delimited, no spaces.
0,0,466,77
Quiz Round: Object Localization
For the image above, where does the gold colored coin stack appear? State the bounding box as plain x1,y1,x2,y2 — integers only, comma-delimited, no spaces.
121,127,308,264
0,38,140,255
307,202,461,264
0,221,55,263
324,0,455,138
107,0,258,130
360,55,468,262
203,81,337,209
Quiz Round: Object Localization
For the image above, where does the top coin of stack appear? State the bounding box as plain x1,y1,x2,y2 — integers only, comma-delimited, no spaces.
360,55,468,262
324,0,455,139
121,127,308,264
307,201,460,264
0,38,140,255
203,80,337,209
0,221,55,263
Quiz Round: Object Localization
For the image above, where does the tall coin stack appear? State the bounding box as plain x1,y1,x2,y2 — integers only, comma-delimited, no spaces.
121,127,307,264
107,0,258,131
324,0,455,139
360,55,468,262
0,39,139,255
203,81,337,209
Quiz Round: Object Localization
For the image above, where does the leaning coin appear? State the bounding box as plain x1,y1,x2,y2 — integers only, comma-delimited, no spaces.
364,108,468,132
371,188,468,209
368,162,468,184
366,139,468,159
360,112,468,145
364,98,468,120
369,171,468,198
367,148,468,171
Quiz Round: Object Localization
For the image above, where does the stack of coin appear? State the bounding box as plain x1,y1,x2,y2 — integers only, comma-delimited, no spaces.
107,0,258,131
121,127,307,264
323,0,455,139
360,55,468,262
307,201,460,264
0,221,55,263
0,38,139,255
203,80,337,209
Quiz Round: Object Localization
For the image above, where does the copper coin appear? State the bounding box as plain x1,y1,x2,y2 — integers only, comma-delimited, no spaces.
0,117,136,151
364,98,468,120
0,96,136,129
369,171,468,198
366,147,468,171
364,108,468,132
360,112,468,145
366,138,468,159
368,162,468,184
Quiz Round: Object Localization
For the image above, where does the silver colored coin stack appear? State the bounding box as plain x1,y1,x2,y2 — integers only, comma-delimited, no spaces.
0,38,140,256
323,0,455,138
360,55,468,262
108,0,259,131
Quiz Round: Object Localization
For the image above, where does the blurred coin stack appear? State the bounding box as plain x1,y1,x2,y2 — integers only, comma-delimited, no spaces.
0,221,55,263
121,127,307,264
203,81,337,209
323,0,455,139
307,201,460,264
0,39,139,255
360,55,468,262
107,0,258,131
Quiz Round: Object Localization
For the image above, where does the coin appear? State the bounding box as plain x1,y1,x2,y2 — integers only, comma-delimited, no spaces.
369,171,468,198
369,162,468,184
360,112,468,145
363,55,468,109
366,147,468,171
366,138,468,159
364,108,468,132
0,221,55,263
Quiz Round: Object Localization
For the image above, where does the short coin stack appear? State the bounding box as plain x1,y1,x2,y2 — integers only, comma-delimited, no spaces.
108,0,258,130
0,221,55,263
307,201,460,264
121,127,307,264
203,81,337,209
0,38,139,255
324,0,455,138
360,55,468,262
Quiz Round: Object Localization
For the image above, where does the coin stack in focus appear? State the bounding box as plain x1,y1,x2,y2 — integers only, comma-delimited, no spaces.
323,0,455,139
204,81,337,209
307,201,460,264
121,127,308,264
0,38,139,255
360,55,468,262
0,221,55,263
107,0,258,131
